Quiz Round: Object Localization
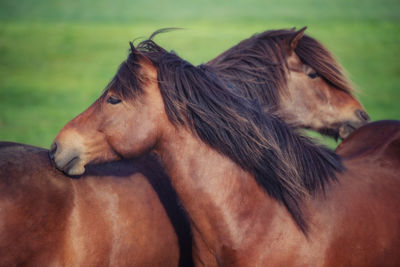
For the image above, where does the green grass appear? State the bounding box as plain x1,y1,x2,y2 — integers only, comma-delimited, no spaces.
0,0,399,148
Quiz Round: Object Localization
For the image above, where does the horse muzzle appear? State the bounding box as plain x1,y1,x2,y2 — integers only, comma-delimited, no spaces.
338,109,370,139
49,142,86,176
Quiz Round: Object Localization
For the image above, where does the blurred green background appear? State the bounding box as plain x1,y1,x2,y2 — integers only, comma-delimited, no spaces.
0,0,399,149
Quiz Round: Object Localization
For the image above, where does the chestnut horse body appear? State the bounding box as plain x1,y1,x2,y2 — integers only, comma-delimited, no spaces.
0,142,191,267
51,39,400,266
2,28,370,266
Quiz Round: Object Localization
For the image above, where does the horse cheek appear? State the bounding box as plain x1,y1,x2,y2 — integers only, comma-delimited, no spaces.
110,119,158,158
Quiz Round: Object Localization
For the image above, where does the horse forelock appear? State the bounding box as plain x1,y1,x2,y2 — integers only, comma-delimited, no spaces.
102,53,144,100
295,34,355,94
112,33,344,233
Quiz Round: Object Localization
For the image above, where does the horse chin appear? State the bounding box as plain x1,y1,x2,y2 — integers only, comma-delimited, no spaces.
338,125,354,140
317,128,340,141
338,121,367,140
64,160,86,177
318,121,364,141
51,152,86,177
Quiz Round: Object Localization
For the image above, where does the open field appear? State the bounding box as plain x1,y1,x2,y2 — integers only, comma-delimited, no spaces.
0,0,399,148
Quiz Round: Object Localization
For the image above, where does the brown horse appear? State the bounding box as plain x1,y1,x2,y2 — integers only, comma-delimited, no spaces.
207,27,369,139
0,142,192,267
51,41,400,266
1,28,368,266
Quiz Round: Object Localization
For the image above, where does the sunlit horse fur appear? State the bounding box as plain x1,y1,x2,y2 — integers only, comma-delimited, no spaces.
51,40,400,266
207,27,369,139
0,142,192,267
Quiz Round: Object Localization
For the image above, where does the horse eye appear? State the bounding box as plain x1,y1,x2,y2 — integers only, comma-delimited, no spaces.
308,72,319,79
107,96,122,105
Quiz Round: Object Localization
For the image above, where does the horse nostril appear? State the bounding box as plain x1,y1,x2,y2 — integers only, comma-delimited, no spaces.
49,142,58,160
356,109,370,122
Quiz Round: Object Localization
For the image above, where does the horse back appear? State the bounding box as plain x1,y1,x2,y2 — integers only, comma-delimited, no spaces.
0,142,189,267
0,142,74,266
316,121,400,265
336,120,400,162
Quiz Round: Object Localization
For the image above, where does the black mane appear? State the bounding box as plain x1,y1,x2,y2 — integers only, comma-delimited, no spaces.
107,35,344,233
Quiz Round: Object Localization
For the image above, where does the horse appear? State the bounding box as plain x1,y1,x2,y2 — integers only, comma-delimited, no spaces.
1,28,369,266
207,27,369,139
0,142,192,267
50,39,400,266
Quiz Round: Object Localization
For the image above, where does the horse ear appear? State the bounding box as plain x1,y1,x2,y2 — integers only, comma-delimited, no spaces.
129,41,138,60
289,27,307,52
129,42,136,53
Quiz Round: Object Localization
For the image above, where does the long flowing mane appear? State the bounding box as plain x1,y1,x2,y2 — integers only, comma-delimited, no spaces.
207,28,354,110
107,35,344,232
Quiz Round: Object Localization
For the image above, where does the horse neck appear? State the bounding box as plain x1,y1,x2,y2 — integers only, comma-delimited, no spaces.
154,126,302,265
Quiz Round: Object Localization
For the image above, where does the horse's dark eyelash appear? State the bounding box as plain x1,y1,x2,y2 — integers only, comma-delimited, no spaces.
308,72,319,79
107,96,122,104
